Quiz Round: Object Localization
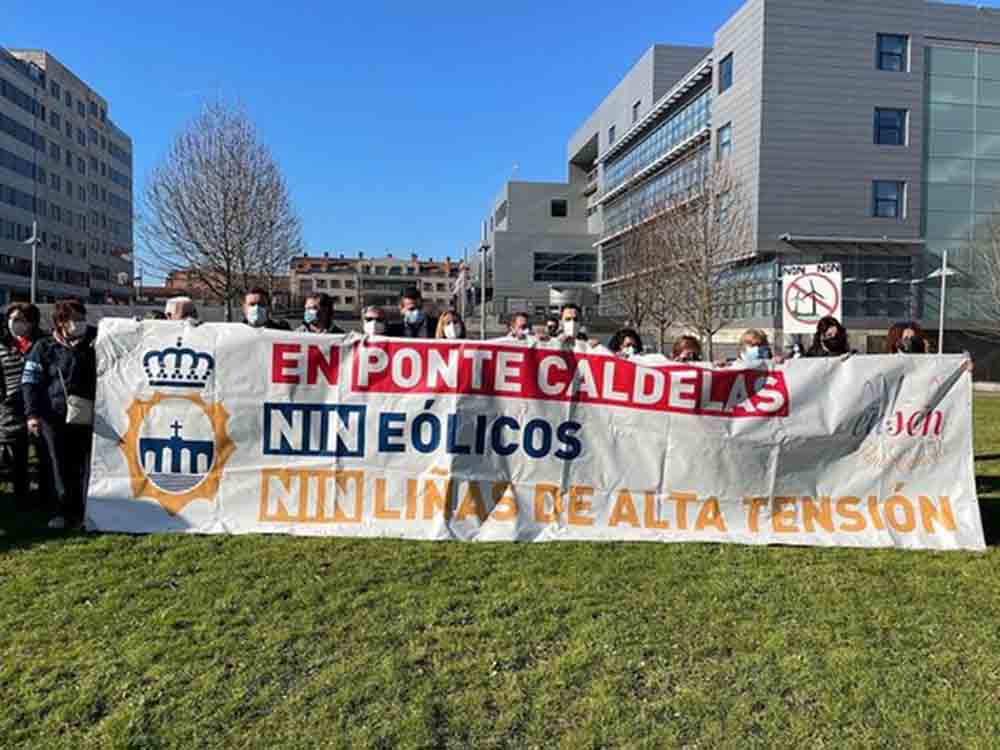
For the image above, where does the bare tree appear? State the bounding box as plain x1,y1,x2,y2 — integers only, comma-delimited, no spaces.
140,101,303,320
972,212,1000,330
653,162,754,360
598,202,659,331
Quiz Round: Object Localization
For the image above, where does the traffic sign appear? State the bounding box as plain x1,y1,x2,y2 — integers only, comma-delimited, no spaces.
781,262,842,335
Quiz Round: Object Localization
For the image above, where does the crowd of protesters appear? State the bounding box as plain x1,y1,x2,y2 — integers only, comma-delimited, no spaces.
0,283,967,534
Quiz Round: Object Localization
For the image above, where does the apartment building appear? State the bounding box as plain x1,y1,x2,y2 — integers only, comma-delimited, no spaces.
557,0,1000,341
290,253,459,317
0,47,133,304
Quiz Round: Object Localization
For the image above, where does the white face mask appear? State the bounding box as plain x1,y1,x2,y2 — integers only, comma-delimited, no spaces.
620,345,636,358
444,322,460,340
363,319,385,336
562,320,578,337
9,319,30,338
246,305,267,327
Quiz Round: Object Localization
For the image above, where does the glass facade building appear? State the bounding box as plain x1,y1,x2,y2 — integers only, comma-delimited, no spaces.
923,45,1000,321
602,147,710,238
602,89,712,195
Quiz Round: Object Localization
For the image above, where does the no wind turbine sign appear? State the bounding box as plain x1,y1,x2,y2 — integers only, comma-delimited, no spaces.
782,262,842,335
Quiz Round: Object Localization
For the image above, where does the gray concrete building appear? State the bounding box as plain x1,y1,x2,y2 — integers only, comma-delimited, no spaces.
478,180,599,318
552,0,1000,349
0,47,133,305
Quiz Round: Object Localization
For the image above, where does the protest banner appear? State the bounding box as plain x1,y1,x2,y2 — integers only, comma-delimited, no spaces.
87,320,984,550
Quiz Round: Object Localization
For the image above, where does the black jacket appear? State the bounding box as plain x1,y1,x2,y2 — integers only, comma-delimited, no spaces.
387,316,438,339
21,327,98,422
295,321,345,334
241,318,290,331
0,335,37,440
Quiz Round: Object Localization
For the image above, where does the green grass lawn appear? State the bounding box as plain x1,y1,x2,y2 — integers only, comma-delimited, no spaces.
1,398,1000,749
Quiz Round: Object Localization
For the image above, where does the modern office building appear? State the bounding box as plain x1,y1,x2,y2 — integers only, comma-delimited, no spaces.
0,47,133,304
554,0,1000,345
289,253,460,317
477,180,600,318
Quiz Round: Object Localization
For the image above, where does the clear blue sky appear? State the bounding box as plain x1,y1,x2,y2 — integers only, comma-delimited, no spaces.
7,0,996,268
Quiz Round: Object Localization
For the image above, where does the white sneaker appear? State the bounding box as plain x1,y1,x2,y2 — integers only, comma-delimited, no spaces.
47,516,66,530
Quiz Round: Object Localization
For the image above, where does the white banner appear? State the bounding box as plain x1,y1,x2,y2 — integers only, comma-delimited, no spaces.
87,320,984,551
782,262,843,335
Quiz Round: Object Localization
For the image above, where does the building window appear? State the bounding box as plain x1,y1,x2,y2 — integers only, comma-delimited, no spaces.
874,108,907,145
495,199,508,225
632,100,641,123
877,34,908,72
717,123,733,158
533,252,597,283
608,125,616,145
64,91,72,108
873,180,905,218
50,81,60,99
77,100,85,117
550,198,568,218
49,111,60,129
719,53,734,93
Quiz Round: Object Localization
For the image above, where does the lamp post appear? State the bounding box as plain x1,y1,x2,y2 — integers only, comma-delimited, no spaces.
927,250,956,354
22,220,42,303
479,222,489,341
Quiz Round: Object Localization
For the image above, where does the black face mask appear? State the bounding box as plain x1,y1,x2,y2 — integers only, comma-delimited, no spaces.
898,336,925,354
822,332,848,354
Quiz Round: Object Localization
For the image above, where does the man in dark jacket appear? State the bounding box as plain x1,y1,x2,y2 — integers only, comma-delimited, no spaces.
242,288,290,330
296,293,344,334
387,287,437,338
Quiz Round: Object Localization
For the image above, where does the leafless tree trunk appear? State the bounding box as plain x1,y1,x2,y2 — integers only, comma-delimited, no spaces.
973,213,1000,331
140,101,302,320
652,162,754,361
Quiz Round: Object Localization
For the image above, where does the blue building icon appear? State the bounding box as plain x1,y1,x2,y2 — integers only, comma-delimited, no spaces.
139,420,215,493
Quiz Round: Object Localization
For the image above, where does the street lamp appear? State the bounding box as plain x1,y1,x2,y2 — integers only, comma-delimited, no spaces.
22,220,42,304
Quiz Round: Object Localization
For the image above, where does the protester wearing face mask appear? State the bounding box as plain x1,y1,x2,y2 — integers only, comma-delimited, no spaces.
608,328,643,359
543,315,561,340
389,287,437,338
506,313,533,341
672,335,703,363
21,299,98,530
559,304,587,343
297,293,344,334
242,288,289,330
807,316,853,358
435,310,466,340
0,304,44,525
361,306,387,336
886,321,929,354
733,329,775,367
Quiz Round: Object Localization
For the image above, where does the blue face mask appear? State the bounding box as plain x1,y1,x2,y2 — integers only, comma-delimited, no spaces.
247,305,267,327
304,309,319,325
404,308,425,325
742,345,771,362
